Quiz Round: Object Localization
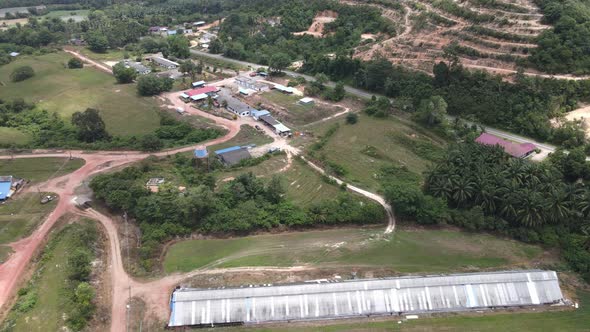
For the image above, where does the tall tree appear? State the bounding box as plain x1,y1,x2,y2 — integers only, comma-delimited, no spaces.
71,108,110,143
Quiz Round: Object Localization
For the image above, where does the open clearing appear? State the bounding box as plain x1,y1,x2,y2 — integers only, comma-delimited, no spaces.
252,91,345,128
163,227,545,273
208,124,273,152
350,0,547,76
293,10,338,37
41,9,89,22
0,157,84,184
307,113,446,190
0,52,161,137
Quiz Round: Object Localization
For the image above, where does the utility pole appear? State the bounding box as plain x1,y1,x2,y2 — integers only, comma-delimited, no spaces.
124,211,131,332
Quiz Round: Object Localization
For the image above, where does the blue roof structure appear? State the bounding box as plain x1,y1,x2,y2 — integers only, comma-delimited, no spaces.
0,178,12,200
214,146,242,155
251,109,270,118
194,148,208,158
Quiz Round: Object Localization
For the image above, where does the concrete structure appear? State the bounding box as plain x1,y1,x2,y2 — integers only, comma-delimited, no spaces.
236,76,270,92
168,270,564,328
475,133,536,158
150,56,179,69
299,97,314,105
215,146,251,166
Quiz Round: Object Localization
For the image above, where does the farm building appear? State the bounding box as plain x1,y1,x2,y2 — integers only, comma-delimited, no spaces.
168,270,564,328
251,110,270,121
122,60,151,75
475,133,536,158
299,97,314,105
259,115,291,137
180,86,220,102
215,146,252,166
192,81,206,88
274,84,294,94
193,21,206,27
217,89,254,117
150,56,180,69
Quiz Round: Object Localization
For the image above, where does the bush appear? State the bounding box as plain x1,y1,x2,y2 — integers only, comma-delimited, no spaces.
10,66,35,82
137,74,173,96
345,113,358,124
67,58,83,69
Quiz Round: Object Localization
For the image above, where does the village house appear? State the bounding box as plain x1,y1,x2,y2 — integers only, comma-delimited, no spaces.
122,60,151,75
215,146,252,166
259,114,292,137
475,133,537,158
180,86,220,103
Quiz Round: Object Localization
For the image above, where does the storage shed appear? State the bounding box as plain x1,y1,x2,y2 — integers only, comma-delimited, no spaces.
168,270,564,328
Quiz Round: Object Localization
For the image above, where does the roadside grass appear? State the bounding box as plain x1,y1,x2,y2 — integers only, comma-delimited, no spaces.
191,53,247,72
307,113,447,191
0,193,57,246
216,291,590,331
0,127,31,146
0,52,161,137
260,91,342,127
6,219,98,332
74,47,128,62
0,157,84,184
208,124,273,152
163,227,545,274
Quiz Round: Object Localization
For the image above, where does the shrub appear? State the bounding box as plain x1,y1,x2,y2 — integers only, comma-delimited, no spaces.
10,66,35,82
345,113,358,124
67,58,84,69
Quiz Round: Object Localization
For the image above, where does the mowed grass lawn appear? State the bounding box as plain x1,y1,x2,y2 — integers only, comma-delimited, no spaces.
0,157,84,184
0,52,160,137
261,91,341,127
308,114,447,190
217,292,590,332
163,227,544,274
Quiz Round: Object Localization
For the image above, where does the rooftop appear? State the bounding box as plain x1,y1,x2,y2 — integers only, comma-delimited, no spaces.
217,148,251,166
168,270,563,327
475,133,536,158
185,86,219,97
259,114,279,126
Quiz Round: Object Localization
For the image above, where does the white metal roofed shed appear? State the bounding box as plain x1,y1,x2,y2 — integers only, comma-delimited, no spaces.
168,270,564,327
299,97,314,105
190,93,209,102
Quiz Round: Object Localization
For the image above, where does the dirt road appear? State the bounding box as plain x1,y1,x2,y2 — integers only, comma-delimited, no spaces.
64,49,114,75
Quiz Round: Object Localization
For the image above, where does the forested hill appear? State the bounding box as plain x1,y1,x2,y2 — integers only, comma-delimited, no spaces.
531,0,590,74
0,0,136,9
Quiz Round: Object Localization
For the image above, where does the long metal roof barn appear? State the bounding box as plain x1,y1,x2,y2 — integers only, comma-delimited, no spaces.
168,270,564,327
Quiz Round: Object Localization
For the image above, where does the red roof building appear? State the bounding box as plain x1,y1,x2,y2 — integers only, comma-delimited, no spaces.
185,86,219,97
475,133,536,158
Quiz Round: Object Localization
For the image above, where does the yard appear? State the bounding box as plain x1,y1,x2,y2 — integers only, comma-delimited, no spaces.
306,113,447,191
256,91,344,127
0,52,161,137
0,157,84,184
208,124,273,152
163,226,546,274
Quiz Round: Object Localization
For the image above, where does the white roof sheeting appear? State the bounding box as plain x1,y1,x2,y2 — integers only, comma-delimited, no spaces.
191,93,209,101
273,123,291,133
168,270,564,327
299,97,314,103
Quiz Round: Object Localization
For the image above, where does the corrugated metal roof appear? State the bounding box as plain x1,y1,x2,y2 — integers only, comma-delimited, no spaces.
168,270,563,327
215,146,242,155
475,133,536,158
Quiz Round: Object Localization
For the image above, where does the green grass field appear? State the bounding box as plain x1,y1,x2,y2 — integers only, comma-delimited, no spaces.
0,157,84,184
0,127,31,145
283,157,343,207
0,52,161,137
209,125,273,152
75,47,129,62
7,220,98,332
0,193,56,245
213,291,590,331
307,114,447,191
163,227,544,274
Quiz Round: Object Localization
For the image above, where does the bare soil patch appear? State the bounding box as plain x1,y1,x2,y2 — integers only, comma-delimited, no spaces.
293,10,338,37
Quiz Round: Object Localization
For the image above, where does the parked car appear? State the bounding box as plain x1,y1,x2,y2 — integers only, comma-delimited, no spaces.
249,72,257,77
40,195,55,204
